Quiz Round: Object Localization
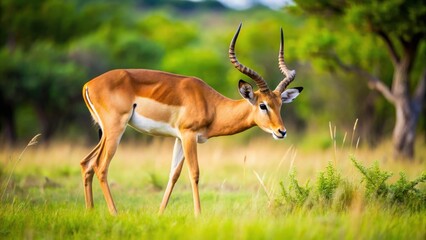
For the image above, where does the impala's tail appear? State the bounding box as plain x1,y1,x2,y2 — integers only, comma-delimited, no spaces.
82,84,104,139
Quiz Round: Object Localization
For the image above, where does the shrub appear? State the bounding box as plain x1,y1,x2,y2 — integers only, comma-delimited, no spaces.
317,161,341,202
278,169,311,209
276,157,426,212
351,157,426,209
351,157,392,198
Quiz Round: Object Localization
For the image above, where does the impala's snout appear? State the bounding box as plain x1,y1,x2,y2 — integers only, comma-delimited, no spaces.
272,128,287,140
278,129,287,138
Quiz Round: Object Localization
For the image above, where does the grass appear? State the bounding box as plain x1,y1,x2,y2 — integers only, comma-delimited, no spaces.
1,190,424,239
1,129,425,239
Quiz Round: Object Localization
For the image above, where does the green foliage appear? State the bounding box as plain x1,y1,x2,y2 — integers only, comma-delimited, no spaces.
0,42,88,139
351,157,426,210
294,0,426,40
0,0,115,48
278,157,425,212
0,0,128,141
162,46,228,93
344,0,426,40
1,0,425,143
291,0,426,143
78,27,165,70
351,158,393,198
317,161,341,201
137,11,198,52
279,169,311,208
0,48,26,104
278,161,353,211
388,172,426,208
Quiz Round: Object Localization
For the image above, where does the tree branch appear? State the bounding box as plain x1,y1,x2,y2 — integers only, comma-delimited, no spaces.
320,52,396,104
377,30,400,66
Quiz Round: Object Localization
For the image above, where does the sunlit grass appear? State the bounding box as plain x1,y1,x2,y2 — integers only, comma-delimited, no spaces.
0,130,425,239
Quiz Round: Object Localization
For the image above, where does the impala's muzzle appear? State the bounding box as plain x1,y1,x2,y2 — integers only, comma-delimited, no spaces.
273,129,287,139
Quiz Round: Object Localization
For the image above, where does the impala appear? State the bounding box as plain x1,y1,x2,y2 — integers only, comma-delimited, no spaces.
80,23,303,216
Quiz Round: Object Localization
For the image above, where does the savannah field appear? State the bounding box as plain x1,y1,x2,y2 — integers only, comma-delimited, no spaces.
1,128,425,239
1,0,425,239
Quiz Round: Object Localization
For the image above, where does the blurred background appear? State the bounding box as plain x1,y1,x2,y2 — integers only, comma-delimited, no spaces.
0,0,425,159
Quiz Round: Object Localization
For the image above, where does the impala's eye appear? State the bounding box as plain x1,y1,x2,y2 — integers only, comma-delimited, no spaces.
259,103,267,111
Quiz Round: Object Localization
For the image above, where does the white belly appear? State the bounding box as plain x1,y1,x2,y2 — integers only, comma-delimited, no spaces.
128,112,179,137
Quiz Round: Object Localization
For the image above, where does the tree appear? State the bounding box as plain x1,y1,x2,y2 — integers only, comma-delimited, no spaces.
0,0,126,143
292,0,426,159
0,49,25,143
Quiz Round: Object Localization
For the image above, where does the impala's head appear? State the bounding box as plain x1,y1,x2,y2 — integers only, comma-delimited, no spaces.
229,23,303,139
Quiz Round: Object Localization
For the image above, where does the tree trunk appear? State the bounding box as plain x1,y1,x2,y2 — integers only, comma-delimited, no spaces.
391,59,419,160
392,100,418,160
1,102,17,144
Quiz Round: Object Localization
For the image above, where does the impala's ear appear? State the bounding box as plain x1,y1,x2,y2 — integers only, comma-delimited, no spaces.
238,79,255,104
281,87,303,103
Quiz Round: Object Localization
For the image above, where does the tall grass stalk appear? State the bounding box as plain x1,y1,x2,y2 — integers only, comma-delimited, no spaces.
341,132,347,151
1,134,42,201
276,145,293,173
350,118,359,153
329,122,337,165
253,170,272,205
356,137,360,151
243,155,247,185
288,149,297,176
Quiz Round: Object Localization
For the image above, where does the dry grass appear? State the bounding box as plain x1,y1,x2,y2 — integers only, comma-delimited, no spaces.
0,131,425,239
1,132,424,201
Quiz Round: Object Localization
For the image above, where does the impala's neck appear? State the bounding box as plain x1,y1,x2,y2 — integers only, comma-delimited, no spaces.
208,97,256,138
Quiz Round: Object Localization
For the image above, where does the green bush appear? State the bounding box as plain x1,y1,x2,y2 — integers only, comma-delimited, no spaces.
317,161,341,201
277,157,426,212
388,172,426,210
351,158,393,198
278,169,311,209
352,157,426,210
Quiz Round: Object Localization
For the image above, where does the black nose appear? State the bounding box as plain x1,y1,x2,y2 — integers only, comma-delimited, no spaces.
278,129,287,137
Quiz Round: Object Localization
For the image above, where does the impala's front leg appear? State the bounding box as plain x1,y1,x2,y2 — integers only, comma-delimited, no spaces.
159,138,185,214
181,132,201,216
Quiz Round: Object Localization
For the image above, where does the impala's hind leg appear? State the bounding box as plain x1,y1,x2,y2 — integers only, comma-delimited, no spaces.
93,116,129,215
80,140,103,209
159,138,185,214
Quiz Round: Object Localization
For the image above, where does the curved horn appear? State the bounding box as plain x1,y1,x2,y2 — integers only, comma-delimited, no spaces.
229,23,269,92
275,28,296,93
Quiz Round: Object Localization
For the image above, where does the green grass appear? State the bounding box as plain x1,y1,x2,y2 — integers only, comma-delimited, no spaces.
1,135,425,239
1,191,424,239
